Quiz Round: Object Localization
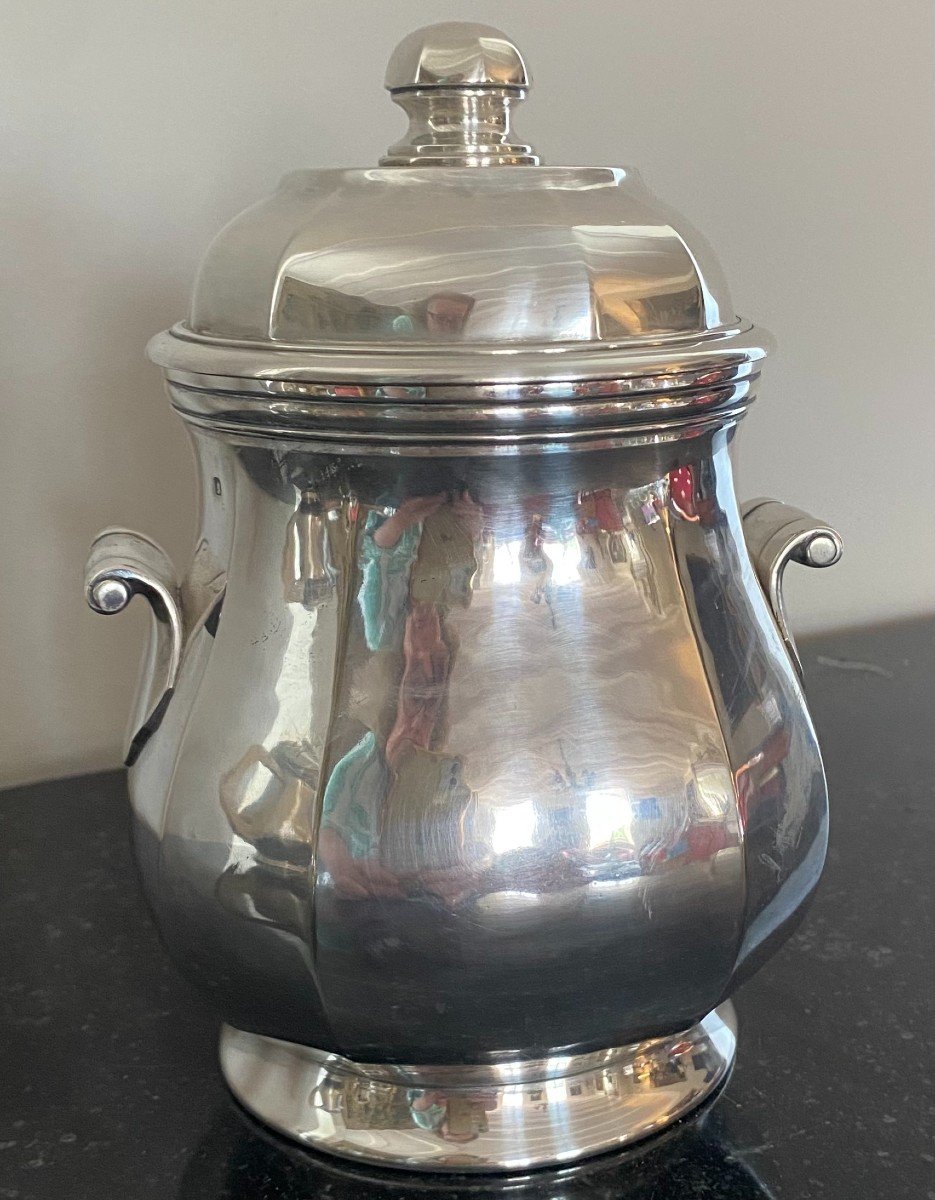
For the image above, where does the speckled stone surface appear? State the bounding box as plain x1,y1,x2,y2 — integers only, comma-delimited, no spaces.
1,620,932,1199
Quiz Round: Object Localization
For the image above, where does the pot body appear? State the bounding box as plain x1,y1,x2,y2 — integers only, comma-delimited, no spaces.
126,413,827,1065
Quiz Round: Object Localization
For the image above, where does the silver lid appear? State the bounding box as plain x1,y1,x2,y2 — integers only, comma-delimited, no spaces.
150,22,769,426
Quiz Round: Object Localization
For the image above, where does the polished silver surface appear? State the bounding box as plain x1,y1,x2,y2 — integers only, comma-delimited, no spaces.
88,391,840,1169
148,21,754,392
384,22,530,91
166,381,754,447
741,499,843,675
219,1003,737,1172
156,347,763,400
85,529,184,763
86,20,841,1171
381,23,537,167
149,322,765,395
166,166,741,377
88,424,837,1062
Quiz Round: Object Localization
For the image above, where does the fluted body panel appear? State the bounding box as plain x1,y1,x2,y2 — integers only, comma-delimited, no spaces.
128,422,826,1065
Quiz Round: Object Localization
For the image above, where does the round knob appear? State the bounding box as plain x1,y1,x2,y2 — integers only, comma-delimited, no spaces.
803,533,842,568
384,22,530,92
380,22,539,167
90,577,131,614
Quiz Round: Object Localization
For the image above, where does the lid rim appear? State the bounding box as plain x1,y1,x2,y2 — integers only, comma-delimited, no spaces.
170,318,754,357
149,323,771,395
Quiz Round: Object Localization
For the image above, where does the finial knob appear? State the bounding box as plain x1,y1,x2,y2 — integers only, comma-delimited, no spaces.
380,22,539,167
384,21,530,91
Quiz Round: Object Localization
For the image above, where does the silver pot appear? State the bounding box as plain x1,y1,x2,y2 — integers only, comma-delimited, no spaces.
85,22,841,1172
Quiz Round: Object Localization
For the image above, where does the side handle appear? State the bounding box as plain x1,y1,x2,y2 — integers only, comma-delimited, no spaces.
85,529,183,764
741,498,842,676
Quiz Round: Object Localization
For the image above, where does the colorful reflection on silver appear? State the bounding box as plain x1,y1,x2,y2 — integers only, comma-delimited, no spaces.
107,423,830,1073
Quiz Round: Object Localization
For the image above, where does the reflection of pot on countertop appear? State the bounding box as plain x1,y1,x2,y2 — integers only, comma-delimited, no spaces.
84,20,841,1174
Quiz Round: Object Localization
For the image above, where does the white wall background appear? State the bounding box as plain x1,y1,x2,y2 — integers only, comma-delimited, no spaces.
2,0,933,787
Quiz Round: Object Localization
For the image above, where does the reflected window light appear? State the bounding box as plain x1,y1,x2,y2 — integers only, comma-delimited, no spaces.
543,537,582,587
491,800,537,854
693,765,731,819
586,787,630,849
493,540,522,585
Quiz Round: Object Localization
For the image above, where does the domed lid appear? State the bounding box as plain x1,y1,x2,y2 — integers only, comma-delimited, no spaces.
150,22,770,428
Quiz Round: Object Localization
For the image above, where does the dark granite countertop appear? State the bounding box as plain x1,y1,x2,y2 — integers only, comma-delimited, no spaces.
1,619,932,1199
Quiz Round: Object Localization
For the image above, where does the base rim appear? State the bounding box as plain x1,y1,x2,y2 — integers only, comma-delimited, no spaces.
218,1003,737,1173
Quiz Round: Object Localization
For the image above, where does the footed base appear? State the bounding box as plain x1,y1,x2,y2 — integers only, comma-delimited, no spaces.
219,1003,737,1172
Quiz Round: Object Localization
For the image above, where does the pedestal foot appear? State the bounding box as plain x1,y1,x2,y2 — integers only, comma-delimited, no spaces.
219,1003,737,1173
